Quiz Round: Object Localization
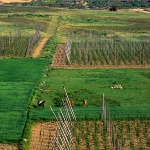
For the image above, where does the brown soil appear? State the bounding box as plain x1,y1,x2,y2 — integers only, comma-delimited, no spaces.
132,9,150,14
32,38,49,58
29,120,150,150
1,0,31,3
29,121,58,150
51,44,69,68
0,144,18,150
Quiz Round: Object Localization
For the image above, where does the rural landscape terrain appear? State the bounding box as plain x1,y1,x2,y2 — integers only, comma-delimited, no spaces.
0,0,150,150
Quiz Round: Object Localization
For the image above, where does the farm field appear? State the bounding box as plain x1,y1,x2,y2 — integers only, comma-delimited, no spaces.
73,120,150,150
0,59,49,144
0,6,150,41
0,5,149,150
32,68,150,108
29,120,150,150
30,68,150,120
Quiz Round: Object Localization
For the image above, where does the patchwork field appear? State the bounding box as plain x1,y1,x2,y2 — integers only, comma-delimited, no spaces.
0,5,149,150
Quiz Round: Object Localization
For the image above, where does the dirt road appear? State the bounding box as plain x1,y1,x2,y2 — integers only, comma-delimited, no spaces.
1,0,31,3
132,9,150,14
32,38,49,58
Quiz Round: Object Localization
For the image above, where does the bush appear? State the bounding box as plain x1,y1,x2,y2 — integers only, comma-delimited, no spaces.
109,5,118,11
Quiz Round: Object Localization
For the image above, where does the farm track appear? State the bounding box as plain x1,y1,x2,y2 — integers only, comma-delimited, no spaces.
1,0,31,3
32,38,49,58
132,9,150,14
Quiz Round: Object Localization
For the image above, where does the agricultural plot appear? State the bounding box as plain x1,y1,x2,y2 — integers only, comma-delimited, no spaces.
0,59,49,143
31,68,150,120
0,6,149,149
29,119,150,150
0,34,29,57
0,26,40,58
73,120,150,150
0,6,150,43
65,32,150,67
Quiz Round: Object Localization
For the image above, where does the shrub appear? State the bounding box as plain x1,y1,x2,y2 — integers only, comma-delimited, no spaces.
109,5,118,11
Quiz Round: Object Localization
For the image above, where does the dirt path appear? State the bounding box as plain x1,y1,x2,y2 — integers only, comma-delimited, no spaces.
32,38,49,58
1,0,31,3
132,9,150,14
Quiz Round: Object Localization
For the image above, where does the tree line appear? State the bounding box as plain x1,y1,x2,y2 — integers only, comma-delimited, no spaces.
10,0,150,9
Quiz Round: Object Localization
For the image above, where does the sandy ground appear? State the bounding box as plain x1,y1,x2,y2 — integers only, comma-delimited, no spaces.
1,0,31,3
132,8,150,14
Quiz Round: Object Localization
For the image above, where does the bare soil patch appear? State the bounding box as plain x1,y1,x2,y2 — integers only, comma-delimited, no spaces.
32,38,49,58
0,144,18,150
29,121,58,150
51,44,69,68
132,9,150,14
1,0,31,3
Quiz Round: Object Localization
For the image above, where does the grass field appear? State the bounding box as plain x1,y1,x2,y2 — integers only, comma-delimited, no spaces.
33,68,150,107
28,68,150,121
0,59,49,143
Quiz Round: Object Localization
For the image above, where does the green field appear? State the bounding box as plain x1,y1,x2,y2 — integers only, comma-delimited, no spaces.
0,59,49,142
33,68,150,107
29,68,150,120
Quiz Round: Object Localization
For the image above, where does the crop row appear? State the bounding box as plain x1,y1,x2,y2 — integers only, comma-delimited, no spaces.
0,27,40,58
73,119,150,150
0,34,29,57
66,33,150,66
29,106,150,121
70,40,150,66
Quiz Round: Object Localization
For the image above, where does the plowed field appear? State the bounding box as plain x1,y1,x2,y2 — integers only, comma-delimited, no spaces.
29,120,150,150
